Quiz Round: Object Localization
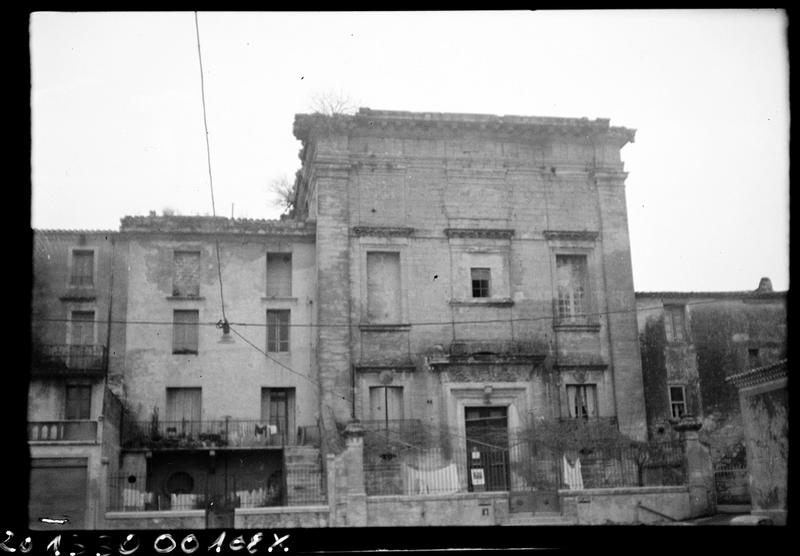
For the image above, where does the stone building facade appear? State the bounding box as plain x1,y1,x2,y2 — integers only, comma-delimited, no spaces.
635,278,787,461
29,230,127,529
29,108,659,527
292,108,648,470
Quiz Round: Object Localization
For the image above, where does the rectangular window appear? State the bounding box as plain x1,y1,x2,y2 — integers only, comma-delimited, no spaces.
266,310,290,352
366,252,401,323
173,251,201,297
70,250,94,287
266,253,292,297
166,388,202,437
566,384,597,419
665,305,687,343
261,387,296,441
65,385,92,420
556,255,588,319
471,268,491,298
70,311,95,346
669,385,686,419
369,386,404,422
173,310,199,354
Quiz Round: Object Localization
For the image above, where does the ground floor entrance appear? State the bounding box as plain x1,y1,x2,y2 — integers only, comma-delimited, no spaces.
465,406,509,492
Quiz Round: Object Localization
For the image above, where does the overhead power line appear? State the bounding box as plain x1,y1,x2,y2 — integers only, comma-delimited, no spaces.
30,297,729,329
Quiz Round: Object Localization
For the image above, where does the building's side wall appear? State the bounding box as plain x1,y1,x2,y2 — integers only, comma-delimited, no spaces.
636,295,787,459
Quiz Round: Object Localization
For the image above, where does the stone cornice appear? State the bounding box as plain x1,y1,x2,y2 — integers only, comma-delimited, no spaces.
444,228,515,240
726,360,787,390
294,110,635,147
352,226,415,238
543,230,600,242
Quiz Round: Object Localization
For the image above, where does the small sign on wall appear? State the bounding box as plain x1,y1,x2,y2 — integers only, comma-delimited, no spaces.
471,450,480,460
470,468,485,486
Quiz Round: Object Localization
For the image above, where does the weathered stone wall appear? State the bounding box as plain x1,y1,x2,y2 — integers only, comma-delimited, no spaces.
296,110,646,440
635,294,786,459
559,486,692,524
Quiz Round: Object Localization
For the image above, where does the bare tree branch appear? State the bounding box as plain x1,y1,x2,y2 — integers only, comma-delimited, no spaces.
268,174,296,215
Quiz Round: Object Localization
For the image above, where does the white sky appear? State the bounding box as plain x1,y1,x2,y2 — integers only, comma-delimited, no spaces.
30,10,789,292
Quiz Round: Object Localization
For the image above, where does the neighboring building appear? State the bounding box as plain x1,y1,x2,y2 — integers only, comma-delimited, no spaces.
109,214,320,528
29,230,126,530
292,108,647,501
635,278,787,462
726,359,788,525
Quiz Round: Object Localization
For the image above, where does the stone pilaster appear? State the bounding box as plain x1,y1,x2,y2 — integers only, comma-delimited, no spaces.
673,416,716,517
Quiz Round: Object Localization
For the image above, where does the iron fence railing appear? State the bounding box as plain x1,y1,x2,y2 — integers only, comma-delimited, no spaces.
31,344,107,377
364,436,687,496
713,464,751,504
121,418,320,450
108,468,325,512
28,420,98,442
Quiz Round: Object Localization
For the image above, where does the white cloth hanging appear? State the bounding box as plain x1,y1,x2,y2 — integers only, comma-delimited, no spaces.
562,455,584,490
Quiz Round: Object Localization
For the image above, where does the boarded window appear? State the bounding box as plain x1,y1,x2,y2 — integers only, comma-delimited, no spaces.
665,305,686,343
267,310,290,352
173,251,201,297
369,386,404,422
566,384,597,419
669,385,686,419
367,252,401,323
261,387,296,441
556,255,588,319
471,267,491,298
173,310,199,354
166,387,202,423
70,250,94,286
266,253,292,297
65,385,92,420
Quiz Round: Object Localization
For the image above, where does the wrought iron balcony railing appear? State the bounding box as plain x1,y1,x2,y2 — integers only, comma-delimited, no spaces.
28,420,98,442
31,344,107,378
121,418,319,450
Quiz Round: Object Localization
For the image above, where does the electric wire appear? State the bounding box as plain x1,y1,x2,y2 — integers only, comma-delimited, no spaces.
194,11,227,324
30,297,733,329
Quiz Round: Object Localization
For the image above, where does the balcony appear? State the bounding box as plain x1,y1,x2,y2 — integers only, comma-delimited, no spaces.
28,420,98,442
121,419,319,450
31,344,107,378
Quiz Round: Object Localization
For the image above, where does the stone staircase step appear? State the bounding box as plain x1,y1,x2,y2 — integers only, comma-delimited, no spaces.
506,512,575,526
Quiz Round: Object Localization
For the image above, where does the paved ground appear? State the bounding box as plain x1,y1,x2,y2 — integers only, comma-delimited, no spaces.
683,513,756,525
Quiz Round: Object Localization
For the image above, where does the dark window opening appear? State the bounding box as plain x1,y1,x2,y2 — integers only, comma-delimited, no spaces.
471,268,491,298
669,386,686,419
267,310,290,352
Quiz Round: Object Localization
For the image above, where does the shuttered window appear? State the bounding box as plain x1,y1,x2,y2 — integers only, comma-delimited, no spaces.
266,253,292,297
367,252,401,323
173,310,199,354
70,250,94,286
266,310,290,352
65,385,92,420
369,386,404,422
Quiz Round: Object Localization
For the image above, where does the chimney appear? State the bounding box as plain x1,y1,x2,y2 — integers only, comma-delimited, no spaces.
756,277,773,293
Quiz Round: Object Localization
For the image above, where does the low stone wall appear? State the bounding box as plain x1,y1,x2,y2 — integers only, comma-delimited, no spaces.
104,510,206,529
559,486,692,524
366,492,509,526
235,506,330,528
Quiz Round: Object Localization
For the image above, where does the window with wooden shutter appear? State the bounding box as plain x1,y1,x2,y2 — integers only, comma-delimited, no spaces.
266,310,290,352
173,310,199,354
65,385,92,420
70,250,94,287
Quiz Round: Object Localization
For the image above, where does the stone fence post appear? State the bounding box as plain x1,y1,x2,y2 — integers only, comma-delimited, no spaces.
343,420,367,527
673,416,716,518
